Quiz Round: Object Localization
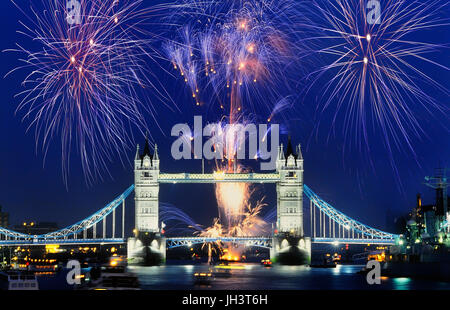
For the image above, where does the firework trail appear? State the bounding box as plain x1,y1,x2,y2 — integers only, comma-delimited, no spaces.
163,0,306,238
160,194,271,261
5,0,175,184
161,196,271,237
164,0,309,120
160,203,203,235
192,116,273,236
196,198,270,261
304,0,449,168
231,200,270,236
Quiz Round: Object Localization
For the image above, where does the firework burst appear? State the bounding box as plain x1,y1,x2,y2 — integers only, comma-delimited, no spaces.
164,0,308,119
6,0,174,184
162,1,307,235
305,0,449,160
197,197,270,262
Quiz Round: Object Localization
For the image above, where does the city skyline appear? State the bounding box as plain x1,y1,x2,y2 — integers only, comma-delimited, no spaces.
0,0,448,233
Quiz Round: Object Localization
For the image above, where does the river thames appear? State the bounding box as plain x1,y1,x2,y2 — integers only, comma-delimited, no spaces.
128,263,450,290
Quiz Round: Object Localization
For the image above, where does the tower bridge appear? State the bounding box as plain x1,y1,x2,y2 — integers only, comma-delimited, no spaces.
0,138,398,264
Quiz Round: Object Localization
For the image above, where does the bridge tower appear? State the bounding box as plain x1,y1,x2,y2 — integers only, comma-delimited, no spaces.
271,138,311,264
276,138,304,234
134,139,160,232
127,137,165,265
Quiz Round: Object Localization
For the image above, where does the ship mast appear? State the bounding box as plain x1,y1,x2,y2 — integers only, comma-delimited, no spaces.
424,168,449,232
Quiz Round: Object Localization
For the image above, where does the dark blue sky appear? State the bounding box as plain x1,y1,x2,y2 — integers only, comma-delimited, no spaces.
0,0,448,234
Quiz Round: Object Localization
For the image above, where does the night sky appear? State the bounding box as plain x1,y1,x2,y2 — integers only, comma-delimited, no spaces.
0,0,448,234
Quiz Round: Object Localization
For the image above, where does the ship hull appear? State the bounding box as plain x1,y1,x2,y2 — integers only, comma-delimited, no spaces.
382,261,450,281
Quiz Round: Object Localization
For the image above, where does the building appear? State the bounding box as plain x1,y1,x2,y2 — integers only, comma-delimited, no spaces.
13,222,58,235
0,205,9,228
411,190,450,240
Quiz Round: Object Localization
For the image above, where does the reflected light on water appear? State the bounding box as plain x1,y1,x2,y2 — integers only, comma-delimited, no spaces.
130,264,449,290
392,277,412,290
183,265,194,271
332,264,342,274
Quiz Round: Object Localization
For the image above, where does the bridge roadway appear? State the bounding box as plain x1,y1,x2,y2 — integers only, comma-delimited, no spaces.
0,236,396,247
311,237,396,245
0,238,126,246
166,236,273,249
157,172,281,183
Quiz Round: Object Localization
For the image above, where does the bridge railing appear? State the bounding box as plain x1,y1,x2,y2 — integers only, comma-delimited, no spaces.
166,236,273,249
0,238,126,246
158,172,280,183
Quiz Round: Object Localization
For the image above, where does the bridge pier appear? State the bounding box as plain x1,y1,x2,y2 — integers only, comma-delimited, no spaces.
270,234,311,265
271,140,311,265
127,232,166,266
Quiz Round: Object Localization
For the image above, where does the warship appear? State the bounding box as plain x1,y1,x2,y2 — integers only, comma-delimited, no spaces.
382,169,450,281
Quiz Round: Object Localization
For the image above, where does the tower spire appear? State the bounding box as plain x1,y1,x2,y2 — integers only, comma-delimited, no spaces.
296,144,303,160
139,132,153,167
285,135,296,159
142,133,152,159
278,144,285,160
285,135,298,166
154,144,159,161
135,144,140,160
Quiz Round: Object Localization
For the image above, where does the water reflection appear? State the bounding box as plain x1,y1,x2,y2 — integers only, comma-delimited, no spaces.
129,264,450,290
392,277,412,290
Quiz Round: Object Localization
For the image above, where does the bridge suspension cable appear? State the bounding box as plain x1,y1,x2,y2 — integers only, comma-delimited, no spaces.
0,183,398,246
304,185,397,244
0,227,30,240
0,185,134,244
38,185,134,240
